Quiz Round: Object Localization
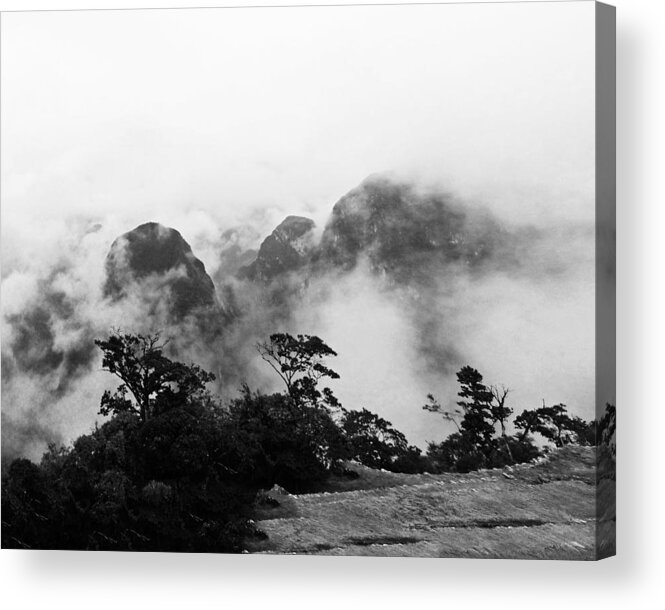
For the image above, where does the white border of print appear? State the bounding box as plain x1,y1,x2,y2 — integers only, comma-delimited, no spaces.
1,1,662,610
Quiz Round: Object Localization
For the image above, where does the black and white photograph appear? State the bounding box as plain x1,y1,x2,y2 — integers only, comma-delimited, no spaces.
1,1,615,559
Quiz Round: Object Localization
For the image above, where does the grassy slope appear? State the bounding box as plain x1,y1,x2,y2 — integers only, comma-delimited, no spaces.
247,445,615,559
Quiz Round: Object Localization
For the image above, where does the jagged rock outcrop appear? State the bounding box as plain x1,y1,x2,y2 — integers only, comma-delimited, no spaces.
317,175,506,282
228,176,514,289
104,222,226,324
240,216,316,282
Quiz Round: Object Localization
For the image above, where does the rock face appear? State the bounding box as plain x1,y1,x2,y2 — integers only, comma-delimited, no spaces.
318,175,505,282
104,222,222,323
241,216,316,282
229,176,512,288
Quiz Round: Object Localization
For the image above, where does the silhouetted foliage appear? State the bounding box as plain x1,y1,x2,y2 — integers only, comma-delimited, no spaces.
426,432,485,473
2,332,248,552
222,387,347,493
515,403,592,448
502,435,541,465
95,332,215,422
514,408,544,442
3,333,600,551
455,366,497,453
2,396,259,551
424,366,530,472
422,366,592,473
256,333,341,409
575,419,597,446
341,408,416,471
390,445,431,474
538,404,578,447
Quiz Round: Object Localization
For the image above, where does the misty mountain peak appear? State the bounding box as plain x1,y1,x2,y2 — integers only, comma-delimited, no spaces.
107,222,198,276
318,175,503,279
274,215,315,243
104,222,221,322
240,215,316,282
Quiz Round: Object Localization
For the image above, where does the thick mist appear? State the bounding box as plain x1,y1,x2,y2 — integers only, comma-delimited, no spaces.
1,178,595,462
285,228,594,448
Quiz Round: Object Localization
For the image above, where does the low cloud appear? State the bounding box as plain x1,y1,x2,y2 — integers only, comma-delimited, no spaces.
1,179,595,460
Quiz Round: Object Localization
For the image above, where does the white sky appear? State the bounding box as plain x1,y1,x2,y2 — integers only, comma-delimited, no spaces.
1,2,595,238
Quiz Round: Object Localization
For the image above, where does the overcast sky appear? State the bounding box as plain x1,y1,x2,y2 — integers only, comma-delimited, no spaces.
2,3,594,238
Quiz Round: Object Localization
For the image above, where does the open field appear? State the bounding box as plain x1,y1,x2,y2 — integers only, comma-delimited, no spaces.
248,445,615,559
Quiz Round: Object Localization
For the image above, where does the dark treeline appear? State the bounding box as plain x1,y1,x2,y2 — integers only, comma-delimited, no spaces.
1,331,614,552
422,366,614,473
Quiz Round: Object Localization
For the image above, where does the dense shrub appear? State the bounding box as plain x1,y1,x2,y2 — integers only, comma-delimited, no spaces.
390,445,432,474
223,388,347,492
426,432,486,473
1,402,252,552
340,408,428,473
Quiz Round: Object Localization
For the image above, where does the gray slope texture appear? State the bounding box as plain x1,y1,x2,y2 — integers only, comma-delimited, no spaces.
248,445,615,559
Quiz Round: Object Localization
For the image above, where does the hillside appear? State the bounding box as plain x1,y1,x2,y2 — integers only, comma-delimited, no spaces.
248,445,615,559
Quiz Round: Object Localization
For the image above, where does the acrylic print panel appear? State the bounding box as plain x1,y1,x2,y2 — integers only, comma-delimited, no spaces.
0,1,615,558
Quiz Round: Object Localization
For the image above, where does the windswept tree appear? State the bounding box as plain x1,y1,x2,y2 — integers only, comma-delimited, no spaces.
455,366,497,452
539,404,574,446
424,367,514,464
256,333,341,410
251,333,427,480
423,393,463,431
95,331,215,422
424,366,540,472
240,333,348,488
514,408,544,442
514,403,588,448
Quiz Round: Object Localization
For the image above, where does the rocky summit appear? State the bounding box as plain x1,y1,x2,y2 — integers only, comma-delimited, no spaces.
233,175,515,290
317,174,508,282
104,222,222,323
240,215,316,282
